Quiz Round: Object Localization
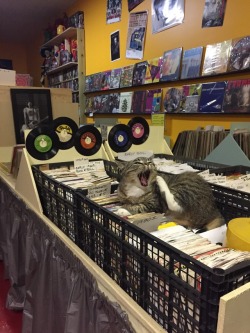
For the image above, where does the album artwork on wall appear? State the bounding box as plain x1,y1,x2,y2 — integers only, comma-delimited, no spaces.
144,56,163,84
160,47,182,82
180,47,203,79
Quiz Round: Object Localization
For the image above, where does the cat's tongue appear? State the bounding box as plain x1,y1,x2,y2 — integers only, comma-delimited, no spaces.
139,174,148,186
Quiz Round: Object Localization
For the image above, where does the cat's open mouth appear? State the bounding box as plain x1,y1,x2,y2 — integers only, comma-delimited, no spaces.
138,170,150,186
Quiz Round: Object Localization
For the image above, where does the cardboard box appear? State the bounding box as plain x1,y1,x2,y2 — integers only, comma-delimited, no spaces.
0,69,16,86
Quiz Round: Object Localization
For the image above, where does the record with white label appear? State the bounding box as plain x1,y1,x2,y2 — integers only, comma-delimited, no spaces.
26,125,59,160
127,117,149,145
53,117,78,150
108,124,133,152
74,125,102,156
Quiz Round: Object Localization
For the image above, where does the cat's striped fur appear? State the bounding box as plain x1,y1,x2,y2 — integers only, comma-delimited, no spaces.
116,157,225,230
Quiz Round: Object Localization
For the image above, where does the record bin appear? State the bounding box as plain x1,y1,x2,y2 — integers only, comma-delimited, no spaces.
31,159,118,244
76,192,250,333
154,154,250,223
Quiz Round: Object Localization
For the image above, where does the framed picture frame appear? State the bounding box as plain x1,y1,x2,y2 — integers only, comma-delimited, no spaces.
10,88,53,144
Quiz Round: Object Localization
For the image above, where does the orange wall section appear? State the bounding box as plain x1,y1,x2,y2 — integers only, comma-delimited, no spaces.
0,41,28,73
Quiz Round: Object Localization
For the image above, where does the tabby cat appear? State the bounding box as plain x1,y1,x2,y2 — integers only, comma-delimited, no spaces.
115,157,225,230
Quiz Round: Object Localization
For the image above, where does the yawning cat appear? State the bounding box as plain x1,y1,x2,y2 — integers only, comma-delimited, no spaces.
115,157,225,230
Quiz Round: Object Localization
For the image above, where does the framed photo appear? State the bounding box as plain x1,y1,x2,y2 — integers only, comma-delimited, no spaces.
10,88,53,144
110,30,120,61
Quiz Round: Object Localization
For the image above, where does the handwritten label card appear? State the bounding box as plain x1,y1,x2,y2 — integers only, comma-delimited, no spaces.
118,150,153,161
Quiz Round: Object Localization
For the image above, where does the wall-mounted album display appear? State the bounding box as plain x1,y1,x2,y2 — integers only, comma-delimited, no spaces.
144,56,163,84
202,40,232,76
199,81,227,113
119,64,134,88
222,79,250,113
160,47,182,82
132,60,148,86
227,35,250,72
180,46,203,79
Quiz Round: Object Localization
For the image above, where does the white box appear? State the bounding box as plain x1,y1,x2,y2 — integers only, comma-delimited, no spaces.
0,69,16,86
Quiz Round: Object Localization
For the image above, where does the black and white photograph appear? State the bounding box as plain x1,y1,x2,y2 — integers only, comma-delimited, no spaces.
10,89,53,144
110,30,120,61
202,0,227,28
152,0,184,34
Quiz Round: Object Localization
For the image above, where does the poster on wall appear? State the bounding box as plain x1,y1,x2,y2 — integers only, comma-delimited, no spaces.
110,30,120,61
128,0,144,12
151,0,184,34
202,0,227,28
126,11,148,59
106,0,122,24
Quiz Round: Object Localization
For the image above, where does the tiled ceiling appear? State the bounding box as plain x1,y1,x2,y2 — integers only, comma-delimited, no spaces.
0,0,77,43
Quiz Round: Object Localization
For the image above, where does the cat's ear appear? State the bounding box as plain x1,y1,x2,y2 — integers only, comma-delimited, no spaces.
114,159,126,172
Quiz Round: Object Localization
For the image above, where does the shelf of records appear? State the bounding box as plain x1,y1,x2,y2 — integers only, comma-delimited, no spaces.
172,128,250,161
84,35,250,94
84,77,250,114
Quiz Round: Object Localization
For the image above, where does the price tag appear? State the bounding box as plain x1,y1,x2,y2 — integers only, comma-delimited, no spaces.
118,150,153,161
151,113,165,126
87,182,111,199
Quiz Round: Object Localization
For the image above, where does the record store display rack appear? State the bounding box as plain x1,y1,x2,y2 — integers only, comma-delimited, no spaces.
12,115,250,333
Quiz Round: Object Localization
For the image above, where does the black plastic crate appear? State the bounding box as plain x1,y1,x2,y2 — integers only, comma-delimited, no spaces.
208,165,250,222
76,192,250,333
32,159,118,244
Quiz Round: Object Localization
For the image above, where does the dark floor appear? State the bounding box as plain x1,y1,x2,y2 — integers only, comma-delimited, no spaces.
0,261,22,333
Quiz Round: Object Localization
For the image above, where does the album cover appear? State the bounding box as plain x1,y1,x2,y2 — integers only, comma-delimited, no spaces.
199,81,227,113
201,40,232,76
227,35,250,72
160,47,182,82
145,89,163,113
131,90,147,113
163,87,183,113
108,93,120,113
118,92,133,113
222,79,250,113
128,0,144,11
182,95,200,113
85,75,91,92
132,61,148,86
100,70,111,90
110,68,122,89
93,94,110,113
182,83,202,97
202,0,227,28
180,47,203,79
92,72,102,91
144,56,163,84
85,96,94,113
120,65,134,88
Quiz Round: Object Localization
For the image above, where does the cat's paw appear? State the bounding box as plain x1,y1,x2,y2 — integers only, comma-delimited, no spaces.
115,208,131,217
156,175,165,192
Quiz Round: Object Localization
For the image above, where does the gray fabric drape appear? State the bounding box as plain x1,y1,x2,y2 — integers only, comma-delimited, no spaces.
0,179,135,333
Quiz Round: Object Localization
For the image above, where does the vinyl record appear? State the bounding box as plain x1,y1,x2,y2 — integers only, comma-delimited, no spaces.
26,125,59,160
108,124,133,153
74,125,102,156
53,117,78,150
228,36,250,72
127,117,149,145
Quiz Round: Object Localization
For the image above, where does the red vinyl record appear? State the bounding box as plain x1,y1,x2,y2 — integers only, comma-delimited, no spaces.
74,125,102,156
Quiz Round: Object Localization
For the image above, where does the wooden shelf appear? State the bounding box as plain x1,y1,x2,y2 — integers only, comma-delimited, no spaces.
46,62,78,75
42,27,79,47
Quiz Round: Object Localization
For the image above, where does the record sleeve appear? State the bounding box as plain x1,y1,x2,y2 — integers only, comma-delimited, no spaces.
118,92,133,113
108,124,133,152
108,93,120,113
227,35,250,72
182,95,199,113
199,81,227,113
100,70,111,90
131,90,147,113
222,79,250,113
132,61,148,86
160,47,182,82
128,116,149,145
145,89,163,113
93,94,110,113
182,83,202,98
74,125,102,156
92,72,102,91
163,87,183,113
26,125,60,160
110,68,122,89
53,117,78,150
201,40,232,76
119,65,134,88
144,56,163,84
180,47,203,79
